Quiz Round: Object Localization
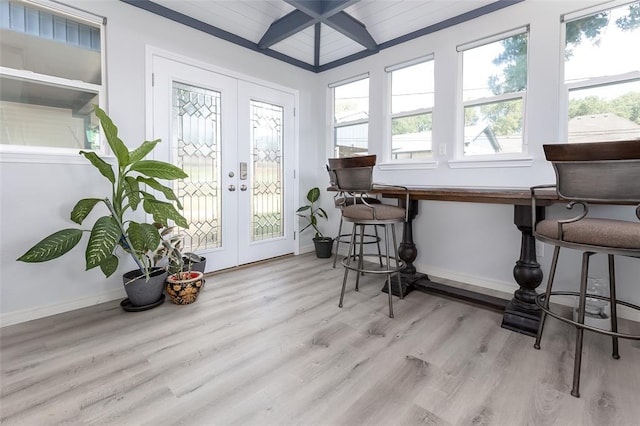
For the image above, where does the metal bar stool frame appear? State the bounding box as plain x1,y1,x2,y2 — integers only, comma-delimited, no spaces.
531,140,640,398
329,160,409,318
327,158,383,269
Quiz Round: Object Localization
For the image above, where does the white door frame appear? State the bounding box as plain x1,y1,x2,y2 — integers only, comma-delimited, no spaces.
144,46,301,260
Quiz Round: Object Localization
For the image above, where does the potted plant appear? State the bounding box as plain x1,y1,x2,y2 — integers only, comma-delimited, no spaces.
17,105,189,310
296,187,333,258
153,226,204,305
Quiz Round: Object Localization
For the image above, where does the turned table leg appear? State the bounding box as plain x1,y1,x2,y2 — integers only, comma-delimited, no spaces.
382,199,424,297
501,205,546,336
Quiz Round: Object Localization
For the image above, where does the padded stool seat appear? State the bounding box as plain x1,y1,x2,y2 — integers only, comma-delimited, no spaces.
532,140,640,398
328,156,409,319
536,218,640,250
342,203,406,222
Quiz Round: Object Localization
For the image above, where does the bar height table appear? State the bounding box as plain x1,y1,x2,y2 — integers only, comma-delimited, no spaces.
373,186,559,337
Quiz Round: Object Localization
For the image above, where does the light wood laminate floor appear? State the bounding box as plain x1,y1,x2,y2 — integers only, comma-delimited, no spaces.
1,253,639,425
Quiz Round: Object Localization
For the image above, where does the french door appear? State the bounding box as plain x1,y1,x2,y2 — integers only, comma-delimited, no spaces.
152,56,295,272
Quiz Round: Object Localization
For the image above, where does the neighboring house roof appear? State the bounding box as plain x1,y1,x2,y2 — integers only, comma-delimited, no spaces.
568,113,640,142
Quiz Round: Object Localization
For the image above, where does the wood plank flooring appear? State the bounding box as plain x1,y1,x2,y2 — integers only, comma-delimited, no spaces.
1,253,639,425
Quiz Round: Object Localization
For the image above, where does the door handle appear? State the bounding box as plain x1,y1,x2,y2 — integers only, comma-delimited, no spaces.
240,184,247,191
228,185,236,192
240,162,247,180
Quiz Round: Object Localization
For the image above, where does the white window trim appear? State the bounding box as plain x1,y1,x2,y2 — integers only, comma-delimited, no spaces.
0,0,107,163
0,67,102,93
331,75,370,157
456,28,530,163
560,1,640,142
385,56,436,164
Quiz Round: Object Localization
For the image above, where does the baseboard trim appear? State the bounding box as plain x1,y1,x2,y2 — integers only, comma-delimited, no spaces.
416,264,639,323
1,288,125,327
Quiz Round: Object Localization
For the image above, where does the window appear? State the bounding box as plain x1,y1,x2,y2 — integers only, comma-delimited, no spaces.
459,27,528,157
564,1,640,143
387,57,434,160
331,75,369,157
0,0,105,152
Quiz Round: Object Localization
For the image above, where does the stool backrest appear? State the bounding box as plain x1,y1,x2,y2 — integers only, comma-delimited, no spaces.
328,155,376,192
543,140,640,203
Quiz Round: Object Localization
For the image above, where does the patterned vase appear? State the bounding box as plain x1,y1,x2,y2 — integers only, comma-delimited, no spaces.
166,271,204,305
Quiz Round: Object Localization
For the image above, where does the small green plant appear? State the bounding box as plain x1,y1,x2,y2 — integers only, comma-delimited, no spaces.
152,225,201,278
296,187,328,238
17,105,188,279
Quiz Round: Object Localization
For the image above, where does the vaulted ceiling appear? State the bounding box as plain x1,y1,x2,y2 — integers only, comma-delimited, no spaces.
121,0,523,73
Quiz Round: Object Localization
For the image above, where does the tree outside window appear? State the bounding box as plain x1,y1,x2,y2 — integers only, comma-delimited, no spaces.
564,1,640,142
389,59,434,160
332,77,369,158
460,30,528,156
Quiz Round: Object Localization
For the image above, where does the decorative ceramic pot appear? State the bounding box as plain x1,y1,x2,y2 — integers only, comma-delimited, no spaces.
166,271,205,305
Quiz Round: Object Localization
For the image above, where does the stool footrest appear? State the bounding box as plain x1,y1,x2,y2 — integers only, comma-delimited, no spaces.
334,233,381,245
342,254,405,275
536,292,640,340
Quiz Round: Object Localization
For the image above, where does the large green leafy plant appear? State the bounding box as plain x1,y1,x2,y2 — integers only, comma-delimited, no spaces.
17,105,188,278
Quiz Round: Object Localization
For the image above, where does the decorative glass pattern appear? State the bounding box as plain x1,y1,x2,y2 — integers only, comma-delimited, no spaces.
172,81,222,250
250,100,284,241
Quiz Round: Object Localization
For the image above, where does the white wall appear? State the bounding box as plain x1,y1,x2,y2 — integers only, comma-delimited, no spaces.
1,0,638,325
0,0,321,325
315,0,640,313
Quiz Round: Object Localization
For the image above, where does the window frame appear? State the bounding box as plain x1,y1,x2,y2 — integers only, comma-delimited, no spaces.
385,54,436,163
560,0,640,143
454,26,531,165
329,74,369,158
0,0,106,162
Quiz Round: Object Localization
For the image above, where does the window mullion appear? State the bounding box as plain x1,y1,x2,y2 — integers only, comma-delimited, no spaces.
0,66,101,92
566,71,640,91
463,92,524,108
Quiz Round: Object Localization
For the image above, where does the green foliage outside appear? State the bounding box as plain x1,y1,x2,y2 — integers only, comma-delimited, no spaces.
484,3,640,134
391,114,432,135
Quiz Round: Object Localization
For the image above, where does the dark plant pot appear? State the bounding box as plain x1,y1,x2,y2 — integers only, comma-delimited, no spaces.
313,237,334,259
122,267,168,308
166,271,204,305
182,255,206,274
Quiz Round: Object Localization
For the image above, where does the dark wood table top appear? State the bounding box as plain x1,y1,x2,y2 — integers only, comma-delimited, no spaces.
371,185,559,206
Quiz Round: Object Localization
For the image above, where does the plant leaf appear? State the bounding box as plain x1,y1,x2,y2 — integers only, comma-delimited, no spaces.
128,222,161,253
79,151,115,183
317,207,328,219
17,229,83,262
143,199,189,228
93,105,129,166
70,198,102,225
130,160,188,180
124,176,141,210
307,187,320,203
137,177,183,209
129,139,160,163
86,216,120,270
296,205,311,213
99,254,119,278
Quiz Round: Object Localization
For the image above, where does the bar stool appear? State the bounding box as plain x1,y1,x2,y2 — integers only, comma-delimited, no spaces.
531,140,640,398
331,160,409,318
327,157,383,269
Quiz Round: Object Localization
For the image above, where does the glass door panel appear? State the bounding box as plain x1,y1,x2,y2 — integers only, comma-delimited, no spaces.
250,100,284,242
172,82,222,251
